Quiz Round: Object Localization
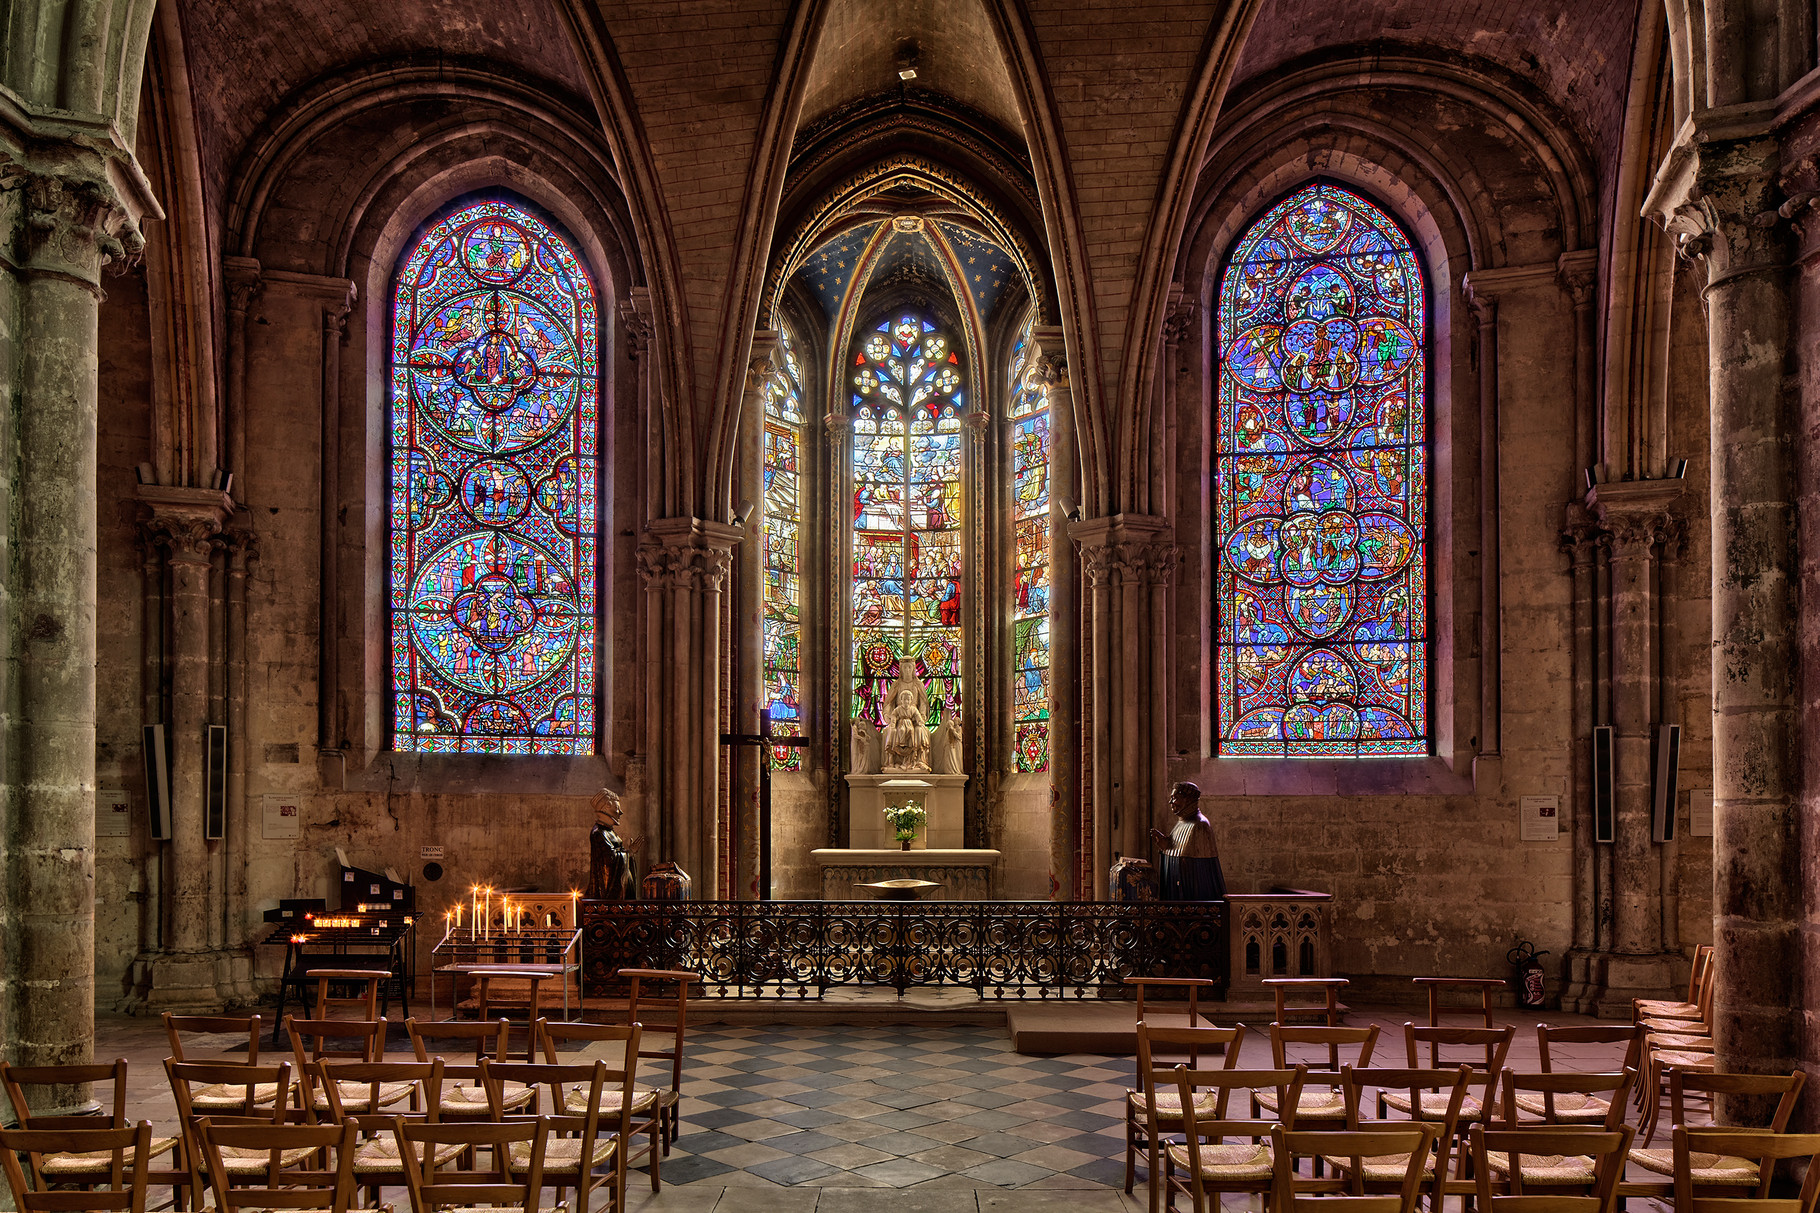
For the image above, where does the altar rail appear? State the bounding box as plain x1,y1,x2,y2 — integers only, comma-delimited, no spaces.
582,900,1227,999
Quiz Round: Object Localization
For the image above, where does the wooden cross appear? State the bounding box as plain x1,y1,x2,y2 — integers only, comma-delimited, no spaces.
721,711,810,901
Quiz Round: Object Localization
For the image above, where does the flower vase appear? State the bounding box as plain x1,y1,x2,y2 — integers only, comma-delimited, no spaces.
899,836,913,851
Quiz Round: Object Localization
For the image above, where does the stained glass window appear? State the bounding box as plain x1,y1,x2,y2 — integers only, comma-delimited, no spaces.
389,200,598,754
1007,323,1050,772
762,332,806,770
850,314,965,732
1215,181,1428,757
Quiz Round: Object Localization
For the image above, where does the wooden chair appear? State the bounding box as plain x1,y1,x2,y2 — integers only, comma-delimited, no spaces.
1673,1128,1820,1213
1470,1125,1632,1212
0,1123,153,1213
481,1055,627,1213
1124,1020,1245,1203
162,1014,278,1111
316,1059,449,1207
287,1017,410,1117
1623,1070,1806,1199
1499,1070,1635,1131
622,968,701,1153
1412,977,1505,1028
1392,1022,1513,1150
306,969,384,1020
1518,1024,1641,1125
1258,1023,1383,1130
406,1018,535,1121
1264,978,1350,1026
1126,976,1218,1027
0,1060,180,1196
1271,1124,1437,1213
164,1059,300,1206
1634,944,1714,1022
192,1118,359,1213
1162,1065,1308,1213
392,1117,551,1213
1336,1065,1474,1211
536,1020,662,1192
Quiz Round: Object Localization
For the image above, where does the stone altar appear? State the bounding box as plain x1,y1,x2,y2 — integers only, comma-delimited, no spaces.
811,848,1001,900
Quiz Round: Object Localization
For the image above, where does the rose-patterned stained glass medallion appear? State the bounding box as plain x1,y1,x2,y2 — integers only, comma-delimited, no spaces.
762,332,807,770
851,314,965,731
1007,322,1050,773
1215,182,1428,757
390,200,598,754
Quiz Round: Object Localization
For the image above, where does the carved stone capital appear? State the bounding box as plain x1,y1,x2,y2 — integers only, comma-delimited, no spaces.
620,288,655,361
136,485,235,563
224,256,264,316
640,517,742,592
1070,514,1175,587
1645,133,1787,279
1162,292,1197,345
1586,479,1684,556
1556,249,1598,308
2,155,144,291
1558,502,1606,563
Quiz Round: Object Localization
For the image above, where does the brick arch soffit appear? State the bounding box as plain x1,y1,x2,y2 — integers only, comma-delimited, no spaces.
1185,54,1600,288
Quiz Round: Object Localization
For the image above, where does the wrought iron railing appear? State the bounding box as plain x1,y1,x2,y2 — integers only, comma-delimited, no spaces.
581,900,1227,999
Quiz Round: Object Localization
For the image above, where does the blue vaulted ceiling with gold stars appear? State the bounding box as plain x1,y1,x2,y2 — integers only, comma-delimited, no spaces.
795,217,1020,329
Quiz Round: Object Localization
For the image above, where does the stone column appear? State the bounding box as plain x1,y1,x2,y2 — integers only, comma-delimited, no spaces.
639,519,741,897
2,158,144,1081
1559,508,1605,1012
138,486,232,1008
1031,329,1076,900
1070,514,1176,895
1651,134,1798,1074
732,336,776,899
1462,276,1502,757
1589,484,1681,981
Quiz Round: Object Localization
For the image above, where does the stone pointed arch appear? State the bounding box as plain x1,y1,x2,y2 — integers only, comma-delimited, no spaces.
975,0,1111,516
700,0,832,523
549,0,700,517
1110,2,1264,516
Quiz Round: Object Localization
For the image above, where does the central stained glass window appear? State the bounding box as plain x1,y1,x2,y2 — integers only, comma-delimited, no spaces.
1215,181,1428,757
850,313,965,731
389,200,598,754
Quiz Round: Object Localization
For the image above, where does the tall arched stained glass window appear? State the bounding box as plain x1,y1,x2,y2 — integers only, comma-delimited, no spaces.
850,313,964,730
762,332,806,770
1215,181,1428,757
389,200,599,754
1007,322,1050,772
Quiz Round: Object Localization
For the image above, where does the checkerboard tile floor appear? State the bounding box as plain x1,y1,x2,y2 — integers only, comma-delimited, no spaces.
644,1025,1133,1192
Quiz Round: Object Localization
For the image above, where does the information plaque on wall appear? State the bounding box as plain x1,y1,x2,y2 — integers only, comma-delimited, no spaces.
1689,789,1714,837
1519,795,1561,841
262,794,302,840
96,789,131,838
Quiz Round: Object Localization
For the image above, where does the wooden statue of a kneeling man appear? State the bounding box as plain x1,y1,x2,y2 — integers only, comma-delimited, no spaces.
587,788,642,900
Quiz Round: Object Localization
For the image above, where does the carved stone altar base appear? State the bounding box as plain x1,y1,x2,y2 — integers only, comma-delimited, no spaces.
846,773,967,849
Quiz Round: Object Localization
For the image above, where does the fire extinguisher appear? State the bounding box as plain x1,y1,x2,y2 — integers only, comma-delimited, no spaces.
1508,940,1548,1009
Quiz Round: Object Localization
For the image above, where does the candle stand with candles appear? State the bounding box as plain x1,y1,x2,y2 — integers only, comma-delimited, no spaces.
429,889,584,1019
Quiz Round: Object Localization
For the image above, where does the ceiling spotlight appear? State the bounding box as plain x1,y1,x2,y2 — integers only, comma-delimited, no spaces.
896,41,919,81
898,66,918,80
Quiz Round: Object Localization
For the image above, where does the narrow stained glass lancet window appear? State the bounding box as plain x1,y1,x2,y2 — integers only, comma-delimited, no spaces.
850,314,964,733
1215,181,1428,757
389,200,599,754
762,332,806,770
1007,323,1050,772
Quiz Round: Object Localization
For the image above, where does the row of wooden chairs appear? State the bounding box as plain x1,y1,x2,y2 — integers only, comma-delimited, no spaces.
0,1115,571,1213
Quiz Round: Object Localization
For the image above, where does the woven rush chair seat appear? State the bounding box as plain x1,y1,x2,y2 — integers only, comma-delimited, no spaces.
189,1082,283,1110
1651,1050,1717,1070
1124,1088,1218,1118
311,1080,413,1114
1164,1140,1273,1179
442,1081,532,1117
506,1135,616,1174
1321,1151,1437,1183
1381,1090,1486,1120
213,1143,323,1173
1257,1087,1348,1120
37,1135,182,1177
559,1085,659,1117
352,1137,465,1175
1511,1092,1611,1123
1482,1151,1598,1183
1629,1148,1759,1183
1636,1000,1700,1018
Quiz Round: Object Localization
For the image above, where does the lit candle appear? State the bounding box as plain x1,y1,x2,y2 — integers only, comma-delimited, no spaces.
483,888,492,940
472,887,480,936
